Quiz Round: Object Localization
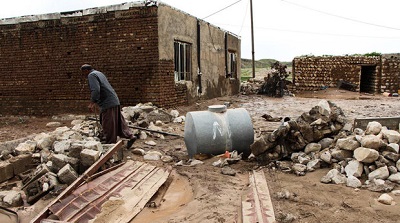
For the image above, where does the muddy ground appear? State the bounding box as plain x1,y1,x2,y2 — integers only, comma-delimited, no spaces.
1,88,400,223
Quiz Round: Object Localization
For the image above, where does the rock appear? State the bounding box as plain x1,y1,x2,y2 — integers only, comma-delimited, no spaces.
306,159,320,172
68,142,84,159
318,100,331,116
132,148,146,156
53,140,71,154
320,150,332,164
392,190,400,196
173,116,185,123
377,193,394,205
71,119,84,126
368,166,389,180
331,149,353,161
147,109,172,123
50,154,69,172
80,149,100,167
321,169,347,184
386,143,399,153
170,110,179,118
14,140,37,155
84,141,103,153
336,136,360,151
292,163,307,175
36,134,57,150
143,151,162,161
304,143,321,154
397,160,400,171
161,155,174,163
381,129,400,144
366,179,395,192
46,122,62,128
345,160,364,177
360,135,382,150
388,173,400,184
52,126,71,135
298,156,310,165
2,191,23,207
365,121,382,135
318,138,333,149
145,141,157,146
57,164,78,185
388,166,398,174
346,175,362,188
221,166,236,176
354,147,379,163
353,128,364,135
382,151,399,162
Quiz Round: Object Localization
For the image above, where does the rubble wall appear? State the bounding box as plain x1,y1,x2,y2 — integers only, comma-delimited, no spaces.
381,55,400,93
292,56,393,93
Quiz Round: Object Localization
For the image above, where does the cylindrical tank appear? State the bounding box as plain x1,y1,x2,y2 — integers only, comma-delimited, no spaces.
184,105,254,158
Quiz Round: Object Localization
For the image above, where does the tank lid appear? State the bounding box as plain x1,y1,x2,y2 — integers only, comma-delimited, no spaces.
208,105,227,113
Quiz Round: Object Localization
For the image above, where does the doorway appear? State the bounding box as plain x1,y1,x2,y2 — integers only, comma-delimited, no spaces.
360,65,376,93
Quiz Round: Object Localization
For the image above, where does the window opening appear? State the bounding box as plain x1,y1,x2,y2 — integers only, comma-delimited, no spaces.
174,41,192,81
227,51,237,78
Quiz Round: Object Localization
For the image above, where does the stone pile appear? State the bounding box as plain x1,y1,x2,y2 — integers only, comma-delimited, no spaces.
240,78,264,95
0,102,185,207
251,99,400,195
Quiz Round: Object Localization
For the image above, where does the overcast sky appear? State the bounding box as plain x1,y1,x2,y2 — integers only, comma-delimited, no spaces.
1,0,399,61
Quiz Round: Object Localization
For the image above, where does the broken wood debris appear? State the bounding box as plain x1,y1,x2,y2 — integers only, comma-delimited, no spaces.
30,140,124,223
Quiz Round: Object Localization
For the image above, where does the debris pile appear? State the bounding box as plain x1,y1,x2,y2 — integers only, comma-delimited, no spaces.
240,62,293,97
251,99,400,194
0,102,184,207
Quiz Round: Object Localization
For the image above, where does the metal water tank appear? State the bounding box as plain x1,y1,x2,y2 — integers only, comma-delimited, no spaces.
184,105,254,158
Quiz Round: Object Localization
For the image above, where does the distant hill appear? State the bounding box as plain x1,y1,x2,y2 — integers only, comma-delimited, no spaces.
241,58,292,69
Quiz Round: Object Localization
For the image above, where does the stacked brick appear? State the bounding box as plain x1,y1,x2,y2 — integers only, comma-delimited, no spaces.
292,56,398,94
381,55,400,93
0,5,188,116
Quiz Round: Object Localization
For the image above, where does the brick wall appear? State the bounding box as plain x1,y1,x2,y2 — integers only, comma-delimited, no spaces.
293,56,386,93
0,5,188,116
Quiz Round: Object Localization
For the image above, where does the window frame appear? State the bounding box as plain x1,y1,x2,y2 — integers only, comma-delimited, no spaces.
174,41,192,82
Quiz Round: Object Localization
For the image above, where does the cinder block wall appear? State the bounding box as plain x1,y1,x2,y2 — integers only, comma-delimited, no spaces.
0,5,187,116
293,56,382,92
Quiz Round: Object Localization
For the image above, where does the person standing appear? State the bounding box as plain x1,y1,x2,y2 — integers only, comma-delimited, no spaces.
80,64,136,148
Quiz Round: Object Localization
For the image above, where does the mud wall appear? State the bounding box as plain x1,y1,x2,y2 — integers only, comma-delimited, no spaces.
158,4,241,104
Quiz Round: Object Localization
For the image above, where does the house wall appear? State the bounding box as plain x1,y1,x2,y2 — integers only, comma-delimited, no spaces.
381,55,400,93
293,56,383,93
0,3,162,115
158,4,241,104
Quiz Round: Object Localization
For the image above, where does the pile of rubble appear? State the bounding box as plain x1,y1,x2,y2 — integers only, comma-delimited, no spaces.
251,99,400,196
0,102,185,207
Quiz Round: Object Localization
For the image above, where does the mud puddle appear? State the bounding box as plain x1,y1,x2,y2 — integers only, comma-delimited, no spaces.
131,170,193,223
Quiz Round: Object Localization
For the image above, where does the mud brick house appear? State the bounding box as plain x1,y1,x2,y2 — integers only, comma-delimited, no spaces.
0,1,241,115
292,54,400,94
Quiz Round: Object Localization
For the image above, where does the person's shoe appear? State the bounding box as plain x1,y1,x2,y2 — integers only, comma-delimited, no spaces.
127,136,137,149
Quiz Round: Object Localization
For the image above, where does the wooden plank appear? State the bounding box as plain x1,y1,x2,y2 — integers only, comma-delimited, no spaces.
89,167,171,223
354,116,400,130
241,170,276,223
30,140,124,223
